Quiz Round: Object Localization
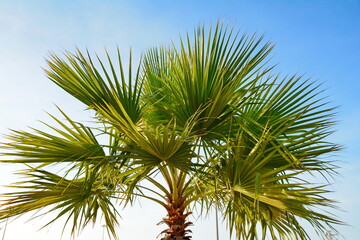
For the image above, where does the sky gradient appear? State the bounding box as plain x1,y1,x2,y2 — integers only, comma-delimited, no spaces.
0,0,359,239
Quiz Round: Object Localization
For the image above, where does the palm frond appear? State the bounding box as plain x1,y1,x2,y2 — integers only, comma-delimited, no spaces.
189,73,341,239
0,167,120,238
143,22,274,135
1,107,105,168
45,48,143,124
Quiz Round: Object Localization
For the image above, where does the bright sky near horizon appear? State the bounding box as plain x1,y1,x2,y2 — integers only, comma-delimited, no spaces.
0,0,359,239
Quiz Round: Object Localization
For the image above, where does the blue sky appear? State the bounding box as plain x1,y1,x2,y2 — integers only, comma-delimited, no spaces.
0,0,359,239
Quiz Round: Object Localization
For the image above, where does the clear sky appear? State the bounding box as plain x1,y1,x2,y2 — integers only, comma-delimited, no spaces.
0,0,359,239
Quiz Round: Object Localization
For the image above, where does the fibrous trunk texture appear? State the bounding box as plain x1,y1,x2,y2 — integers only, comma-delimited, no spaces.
159,200,193,240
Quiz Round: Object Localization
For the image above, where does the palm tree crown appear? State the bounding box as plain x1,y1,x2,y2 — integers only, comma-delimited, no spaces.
0,23,341,240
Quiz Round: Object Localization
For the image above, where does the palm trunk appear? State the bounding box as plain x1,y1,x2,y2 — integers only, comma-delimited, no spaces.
160,199,192,240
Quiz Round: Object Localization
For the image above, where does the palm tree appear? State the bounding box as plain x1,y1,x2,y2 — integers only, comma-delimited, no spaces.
0,23,341,240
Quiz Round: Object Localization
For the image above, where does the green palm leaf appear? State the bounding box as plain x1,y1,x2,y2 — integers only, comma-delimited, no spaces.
0,167,120,238
143,23,273,135
1,107,105,167
45,48,143,124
